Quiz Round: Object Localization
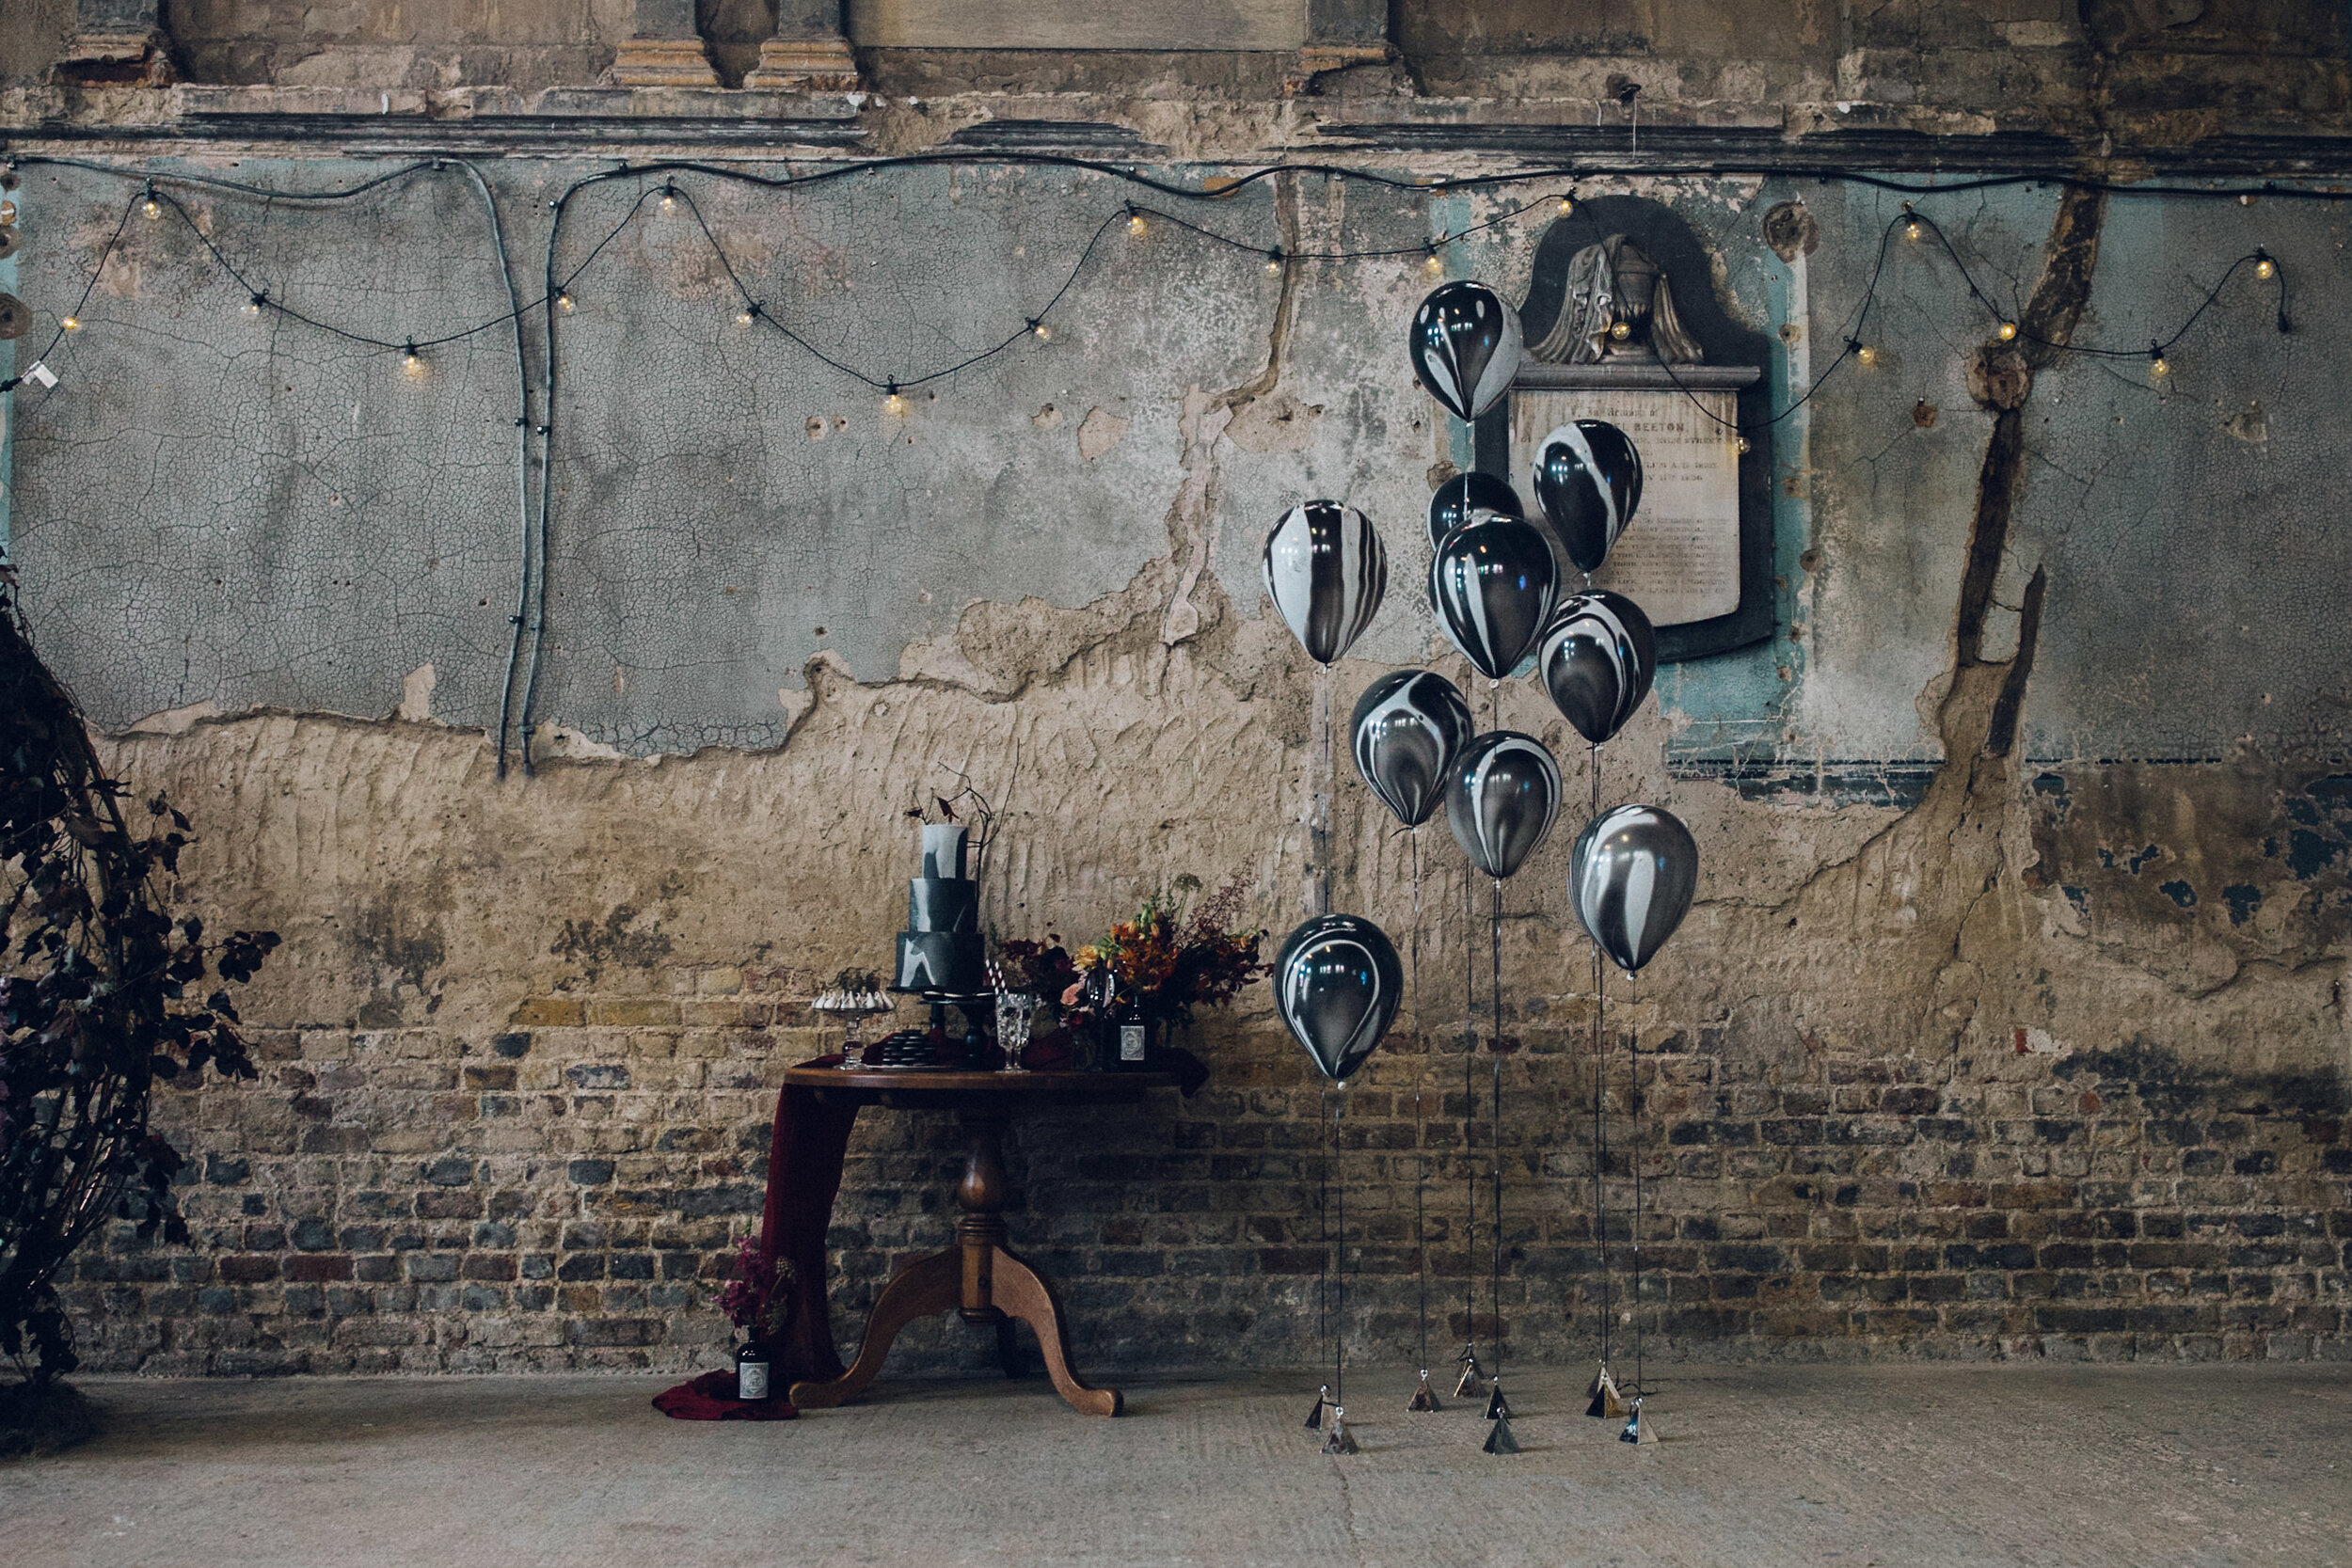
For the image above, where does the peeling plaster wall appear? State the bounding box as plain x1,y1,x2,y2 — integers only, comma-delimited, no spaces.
6,141,2352,1373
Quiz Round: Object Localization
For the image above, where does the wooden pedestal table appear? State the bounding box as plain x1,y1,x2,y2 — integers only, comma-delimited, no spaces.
782,1065,1178,1418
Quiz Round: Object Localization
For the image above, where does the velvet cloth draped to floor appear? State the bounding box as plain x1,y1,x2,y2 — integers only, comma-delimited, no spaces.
654,1065,859,1419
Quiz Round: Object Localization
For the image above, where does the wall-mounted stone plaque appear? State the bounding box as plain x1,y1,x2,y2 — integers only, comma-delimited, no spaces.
1474,198,1777,664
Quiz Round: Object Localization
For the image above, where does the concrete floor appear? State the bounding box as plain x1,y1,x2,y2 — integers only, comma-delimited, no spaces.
2,1365,2346,1567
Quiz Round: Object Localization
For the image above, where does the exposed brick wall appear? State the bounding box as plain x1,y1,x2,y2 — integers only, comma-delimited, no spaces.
67,954,2349,1375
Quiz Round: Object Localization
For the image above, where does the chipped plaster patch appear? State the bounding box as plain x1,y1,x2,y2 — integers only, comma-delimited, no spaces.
122,700,224,736
1077,405,1130,462
398,663,437,723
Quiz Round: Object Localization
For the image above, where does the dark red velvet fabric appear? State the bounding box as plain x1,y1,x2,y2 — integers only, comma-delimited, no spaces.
653,1065,860,1420
652,1369,799,1421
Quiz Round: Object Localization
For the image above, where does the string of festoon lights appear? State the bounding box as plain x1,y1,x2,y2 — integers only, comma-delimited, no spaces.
0,150,2315,779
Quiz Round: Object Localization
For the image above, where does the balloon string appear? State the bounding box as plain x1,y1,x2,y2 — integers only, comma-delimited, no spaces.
1410,828,1428,1378
1489,875,1504,1388
1317,669,1332,920
1631,965,1644,1402
1589,739,1609,1371
1317,1083,1328,1365
1334,1085,1345,1409
1461,859,1477,1361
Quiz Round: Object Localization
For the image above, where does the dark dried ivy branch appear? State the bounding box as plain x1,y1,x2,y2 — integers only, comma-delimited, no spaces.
0,568,278,1389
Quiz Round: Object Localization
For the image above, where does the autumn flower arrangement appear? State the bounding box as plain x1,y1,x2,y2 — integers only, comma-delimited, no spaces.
999,875,1266,1031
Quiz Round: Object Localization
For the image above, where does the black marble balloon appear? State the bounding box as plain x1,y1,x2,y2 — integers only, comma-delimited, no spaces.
1570,803,1699,974
1539,592,1657,746
1275,914,1405,1084
1445,731,1561,880
1428,514,1557,679
1531,420,1644,576
1351,670,1475,829
1408,281,1525,423
1426,469,1525,550
1262,500,1387,665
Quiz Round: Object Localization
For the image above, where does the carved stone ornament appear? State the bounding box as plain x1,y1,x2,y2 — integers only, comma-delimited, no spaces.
1528,236,1705,367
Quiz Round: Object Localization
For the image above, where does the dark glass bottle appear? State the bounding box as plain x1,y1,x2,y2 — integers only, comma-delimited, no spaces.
735,1338,771,1402
1106,977,1149,1072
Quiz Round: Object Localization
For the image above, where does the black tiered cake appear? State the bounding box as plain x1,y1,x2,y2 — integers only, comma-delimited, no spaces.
893,824,986,996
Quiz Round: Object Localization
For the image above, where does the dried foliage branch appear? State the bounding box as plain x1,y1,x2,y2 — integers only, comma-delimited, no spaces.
0,569,278,1398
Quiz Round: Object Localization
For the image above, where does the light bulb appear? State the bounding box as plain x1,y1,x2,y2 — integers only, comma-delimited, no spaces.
1030,320,1051,341
1265,251,1282,275
1733,436,1752,454
737,307,755,325
1856,344,1878,366
142,197,161,219
1996,321,2018,341
660,187,677,213
2151,354,2169,376
884,384,904,414
59,316,79,331
245,293,264,316
1906,220,1922,241
1609,320,1631,341
556,292,576,313
2256,256,2276,279
1423,249,1443,274
403,342,423,375
1558,197,1575,214
1128,213,1146,235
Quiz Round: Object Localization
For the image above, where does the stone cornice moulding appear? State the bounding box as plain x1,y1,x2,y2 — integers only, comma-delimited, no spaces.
4,88,2352,178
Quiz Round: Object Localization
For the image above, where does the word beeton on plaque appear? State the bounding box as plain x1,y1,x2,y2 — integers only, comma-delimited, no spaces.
1473,196,1776,662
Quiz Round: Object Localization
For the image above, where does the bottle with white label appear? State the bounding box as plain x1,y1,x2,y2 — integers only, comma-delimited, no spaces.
1106,977,1149,1072
735,1338,771,1402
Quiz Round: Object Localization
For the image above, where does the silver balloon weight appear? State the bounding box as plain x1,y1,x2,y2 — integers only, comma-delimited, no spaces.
1569,804,1699,974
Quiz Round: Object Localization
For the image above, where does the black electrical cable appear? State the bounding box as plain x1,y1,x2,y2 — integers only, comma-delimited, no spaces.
428,159,534,790
1,149,2316,780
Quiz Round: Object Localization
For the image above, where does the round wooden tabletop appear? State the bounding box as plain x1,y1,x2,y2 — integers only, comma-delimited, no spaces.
785,1061,1179,1105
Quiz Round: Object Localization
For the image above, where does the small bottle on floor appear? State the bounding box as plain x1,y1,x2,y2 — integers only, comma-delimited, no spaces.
736,1338,771,1402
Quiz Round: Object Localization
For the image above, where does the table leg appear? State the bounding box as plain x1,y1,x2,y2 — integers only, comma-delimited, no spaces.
787,1248,959,1410
791,1105,1122,1417
989,1244,1122,1418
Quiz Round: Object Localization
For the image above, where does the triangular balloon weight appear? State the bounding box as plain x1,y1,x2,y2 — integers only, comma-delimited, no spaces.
1407,1370,1441,1413
1619,1395,1659,1447
1305,1385,1330,1431
1321,1407,1361,1456
1482,1410,1521,1455
1586,1367,1628,1419
1483,1380,1512,1421
1453,1343,1486,1399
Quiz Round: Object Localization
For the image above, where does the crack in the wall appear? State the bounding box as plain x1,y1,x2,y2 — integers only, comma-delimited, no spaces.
1161,170,1305,650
